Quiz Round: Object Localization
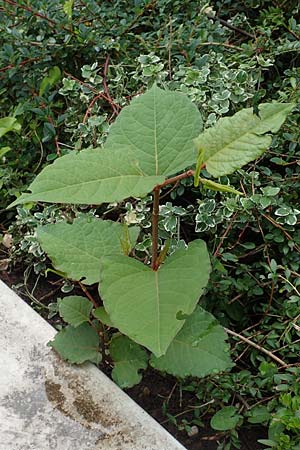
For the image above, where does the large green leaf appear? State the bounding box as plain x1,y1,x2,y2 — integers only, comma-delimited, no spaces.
110,335,148,388
58,296,93,327
195,103,294,177
9,148,164,207
9,85,202,208
105,84,203,176
99,240,211,356
150,306,233,377
48,323,100,364
36,216,139,285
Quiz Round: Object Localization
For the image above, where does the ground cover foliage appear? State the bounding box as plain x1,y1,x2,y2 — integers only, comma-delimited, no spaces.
1,1,300,449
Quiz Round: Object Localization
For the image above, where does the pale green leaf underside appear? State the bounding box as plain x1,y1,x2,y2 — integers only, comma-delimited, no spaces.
36,217,139,285
110,335,148,388
105,84,203,176
58,295,92,327
99,240,211,357
150,306,233,378
9,147,164,207
48,323,100,364
0,116,21,138
195,103,294,177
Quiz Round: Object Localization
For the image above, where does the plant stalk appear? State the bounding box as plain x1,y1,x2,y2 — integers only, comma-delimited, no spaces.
150,168,203,270
79,281,108,363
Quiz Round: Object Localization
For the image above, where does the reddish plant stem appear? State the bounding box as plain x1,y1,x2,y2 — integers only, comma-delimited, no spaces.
153,169,195,191
3,0,57,26
103,54,120,117
0,57,41,73
159,180,179,200
151,188,160,270
47,116,61,156
213,212,238,257
150,167,206,270
83,94,103,124
64,70,120,114
78,281,98,308
262,212,300,252
64,71,98,93
79,281,108,362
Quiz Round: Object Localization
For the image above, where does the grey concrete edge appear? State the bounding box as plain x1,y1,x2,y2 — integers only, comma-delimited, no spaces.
0,279,187,450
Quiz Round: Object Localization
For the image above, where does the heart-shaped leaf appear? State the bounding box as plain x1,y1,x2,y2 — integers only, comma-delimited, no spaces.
150,306,233,377
195,103,294,177
36,216,139,285
99,240,210,356
58,296,93,327
9,148,164,207
106,84,203,176
48,323,101,364
110,335,148,388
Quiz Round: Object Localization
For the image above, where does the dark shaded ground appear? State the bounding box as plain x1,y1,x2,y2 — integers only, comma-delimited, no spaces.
126,369,266,450
0,264,266,449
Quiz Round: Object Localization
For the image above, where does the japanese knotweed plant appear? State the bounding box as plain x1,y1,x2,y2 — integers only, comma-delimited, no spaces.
9,85,294,388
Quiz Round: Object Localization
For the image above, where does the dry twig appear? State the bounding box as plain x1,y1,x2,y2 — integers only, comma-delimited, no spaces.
225,327,286,367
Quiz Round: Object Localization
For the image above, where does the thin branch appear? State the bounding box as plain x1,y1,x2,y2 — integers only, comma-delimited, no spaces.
120,0,157,35
3,0,57,26
64,71,99,94
159,180,179,200
285,26,300,41
0,57,41,73
213,212,238,257
83,94,103,124
206,13,255,40
262,213,300,252
278,274,300,297
2,0,76,35
64,71,120,112
196,41,243,51
47,116,61,156
224,327,286,367
161,399,215,424
102,54,120,117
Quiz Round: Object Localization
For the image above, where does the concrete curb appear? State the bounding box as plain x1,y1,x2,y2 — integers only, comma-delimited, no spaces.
0,280,187,450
